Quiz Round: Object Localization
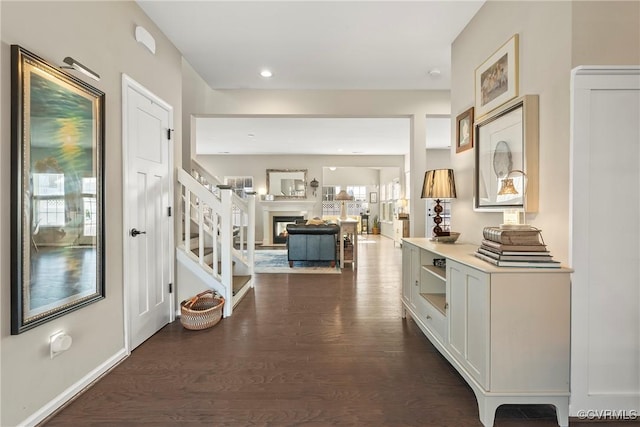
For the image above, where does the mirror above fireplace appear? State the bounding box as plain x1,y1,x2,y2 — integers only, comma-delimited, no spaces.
266,169,307,199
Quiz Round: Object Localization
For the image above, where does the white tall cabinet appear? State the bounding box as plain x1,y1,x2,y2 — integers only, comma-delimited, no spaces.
570,66,640,417
402,239,572,427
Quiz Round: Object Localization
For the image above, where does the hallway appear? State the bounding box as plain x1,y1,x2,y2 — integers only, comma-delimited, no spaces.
46,236,594,426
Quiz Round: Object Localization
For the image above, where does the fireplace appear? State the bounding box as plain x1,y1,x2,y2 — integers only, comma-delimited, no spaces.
273,215,304,244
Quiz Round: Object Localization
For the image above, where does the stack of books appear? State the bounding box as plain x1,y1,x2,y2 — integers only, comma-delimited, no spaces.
474,226,561,268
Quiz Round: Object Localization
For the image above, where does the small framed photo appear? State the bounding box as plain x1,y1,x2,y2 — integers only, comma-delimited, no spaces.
456,107,474,153
475,34,519,118
369,192,378,203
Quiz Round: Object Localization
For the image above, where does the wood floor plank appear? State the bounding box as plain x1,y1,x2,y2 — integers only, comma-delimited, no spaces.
44,236,614,426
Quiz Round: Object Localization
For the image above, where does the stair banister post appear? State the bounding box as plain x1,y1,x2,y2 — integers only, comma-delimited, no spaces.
198,201,204,267
247,193,256,278
219,187,233,317
184,186,191,252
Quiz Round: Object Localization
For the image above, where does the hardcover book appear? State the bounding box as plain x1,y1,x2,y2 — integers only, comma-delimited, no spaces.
477,247,553,262
474,251,561,268
482,227,544,246
481,239,547,252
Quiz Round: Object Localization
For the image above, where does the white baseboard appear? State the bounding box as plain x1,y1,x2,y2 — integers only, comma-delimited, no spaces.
20,348,128,427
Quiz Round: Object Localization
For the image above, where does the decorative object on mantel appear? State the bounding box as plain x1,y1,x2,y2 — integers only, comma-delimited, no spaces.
475,33,519,118
309,178,319,196
335,190,352,220
475,226,560,268
497,169,529,229
421,169,457,238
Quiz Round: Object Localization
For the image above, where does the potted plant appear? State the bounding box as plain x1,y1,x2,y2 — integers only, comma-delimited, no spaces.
372,215,380,235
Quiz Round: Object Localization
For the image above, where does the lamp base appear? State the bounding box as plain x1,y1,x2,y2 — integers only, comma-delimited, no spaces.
340,201,347,220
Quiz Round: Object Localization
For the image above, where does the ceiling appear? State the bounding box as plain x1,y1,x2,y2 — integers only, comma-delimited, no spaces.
137,0,485,155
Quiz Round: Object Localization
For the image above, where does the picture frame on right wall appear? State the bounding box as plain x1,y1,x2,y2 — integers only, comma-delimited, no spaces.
475,34,519,118
474,94,539,212
456,106,474,153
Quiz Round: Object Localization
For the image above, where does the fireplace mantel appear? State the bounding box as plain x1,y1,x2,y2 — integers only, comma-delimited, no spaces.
260,200,317,245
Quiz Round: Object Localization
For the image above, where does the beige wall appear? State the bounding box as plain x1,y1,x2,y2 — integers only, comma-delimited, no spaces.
451,0,639,264
572,1,640,66
452,1,574,263
0,1,183,425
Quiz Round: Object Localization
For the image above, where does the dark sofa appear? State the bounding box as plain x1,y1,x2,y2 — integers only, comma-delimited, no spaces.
286,223,339,267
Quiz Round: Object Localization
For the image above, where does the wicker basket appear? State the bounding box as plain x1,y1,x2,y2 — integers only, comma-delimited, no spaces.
180,290,224,330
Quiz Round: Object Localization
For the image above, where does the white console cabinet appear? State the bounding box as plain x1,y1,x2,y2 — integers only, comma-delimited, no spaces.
402,238,572,427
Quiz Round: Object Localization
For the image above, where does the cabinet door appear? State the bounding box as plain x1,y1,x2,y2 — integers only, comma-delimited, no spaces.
401,244,412,305
447,260,489,388
402,243,419,310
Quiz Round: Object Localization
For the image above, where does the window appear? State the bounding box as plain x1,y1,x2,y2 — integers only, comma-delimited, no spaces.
322,185,367,217
346,186,366,202
33,173,65,227
82,177,97,236
224,176,253,198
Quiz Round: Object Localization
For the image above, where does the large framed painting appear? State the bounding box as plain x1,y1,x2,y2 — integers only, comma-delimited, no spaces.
474,95,539,212
475,34,519,118
11,45,105,334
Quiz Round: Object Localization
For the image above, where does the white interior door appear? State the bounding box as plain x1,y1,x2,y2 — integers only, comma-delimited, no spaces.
123,76,173,351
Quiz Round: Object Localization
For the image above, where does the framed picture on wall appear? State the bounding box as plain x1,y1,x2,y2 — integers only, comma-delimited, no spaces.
10,45,106,334
475,34,519,118
370,192,378,203
474,95,539,212
456,106,474,153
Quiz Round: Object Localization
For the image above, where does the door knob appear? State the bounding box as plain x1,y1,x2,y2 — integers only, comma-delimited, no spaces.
130,228,147,237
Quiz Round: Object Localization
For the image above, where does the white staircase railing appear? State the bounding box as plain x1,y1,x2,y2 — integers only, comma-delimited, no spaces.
177,168,255,317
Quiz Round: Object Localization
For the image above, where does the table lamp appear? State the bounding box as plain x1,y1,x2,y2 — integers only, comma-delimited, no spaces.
336,190,352,220
421,169,457,236
497,169,529,229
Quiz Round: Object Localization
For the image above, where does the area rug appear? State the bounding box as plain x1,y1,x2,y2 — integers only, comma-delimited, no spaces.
254,250,340,274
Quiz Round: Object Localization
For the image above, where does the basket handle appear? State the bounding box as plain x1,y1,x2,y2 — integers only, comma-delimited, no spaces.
183,290,214,309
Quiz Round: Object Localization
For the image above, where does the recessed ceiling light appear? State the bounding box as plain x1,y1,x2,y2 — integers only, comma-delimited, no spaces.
329,167,337,171
428,68,442,78
260,69,273,78
247,133,255,138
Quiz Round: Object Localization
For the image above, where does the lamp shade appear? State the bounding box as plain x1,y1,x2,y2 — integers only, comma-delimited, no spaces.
421,169,457,199
335,190,352,201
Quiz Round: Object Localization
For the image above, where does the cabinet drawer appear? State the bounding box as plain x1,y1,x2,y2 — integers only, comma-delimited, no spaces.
416,295,447,343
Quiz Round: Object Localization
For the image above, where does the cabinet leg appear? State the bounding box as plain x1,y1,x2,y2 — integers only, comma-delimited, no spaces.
554,402,569,427
477,397,498,427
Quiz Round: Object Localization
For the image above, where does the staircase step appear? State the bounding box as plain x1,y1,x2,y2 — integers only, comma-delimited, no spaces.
191,246,213,256
232,275,251,296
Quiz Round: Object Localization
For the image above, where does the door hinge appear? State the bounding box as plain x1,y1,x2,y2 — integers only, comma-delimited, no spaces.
169,283,173,293
168,206,172,217
167,128,174,140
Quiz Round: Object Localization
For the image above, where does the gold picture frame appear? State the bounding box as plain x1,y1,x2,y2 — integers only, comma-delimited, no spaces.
475,34,519,118
456,106,474,153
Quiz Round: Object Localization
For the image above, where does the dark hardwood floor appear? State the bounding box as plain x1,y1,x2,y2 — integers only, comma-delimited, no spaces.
45,235,625,426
